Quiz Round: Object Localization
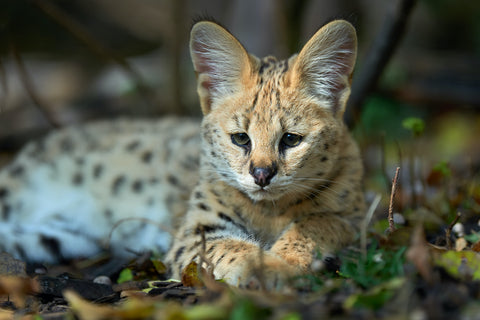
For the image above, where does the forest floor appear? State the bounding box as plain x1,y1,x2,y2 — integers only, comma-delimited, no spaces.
1,109,480,320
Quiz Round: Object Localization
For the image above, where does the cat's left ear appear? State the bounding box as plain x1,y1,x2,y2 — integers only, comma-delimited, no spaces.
290,20,357,116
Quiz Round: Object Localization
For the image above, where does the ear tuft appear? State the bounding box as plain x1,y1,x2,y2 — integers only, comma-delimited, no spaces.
190,21,251,114
292,20,357,115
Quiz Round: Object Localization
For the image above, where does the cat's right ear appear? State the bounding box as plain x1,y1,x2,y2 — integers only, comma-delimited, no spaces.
190,21,253,115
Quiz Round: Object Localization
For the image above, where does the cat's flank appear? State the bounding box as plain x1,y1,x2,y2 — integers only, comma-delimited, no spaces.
0,20,365,289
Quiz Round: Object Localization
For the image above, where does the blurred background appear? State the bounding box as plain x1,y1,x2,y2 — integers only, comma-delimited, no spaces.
0,0,479,220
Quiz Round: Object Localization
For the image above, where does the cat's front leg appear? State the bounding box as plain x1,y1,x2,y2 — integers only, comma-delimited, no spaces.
204,238,300,290
167,236,299,290
270,213,356,270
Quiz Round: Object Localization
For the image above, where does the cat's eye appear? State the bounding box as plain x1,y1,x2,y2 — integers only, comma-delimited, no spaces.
231,133,251,147
281,133,302,148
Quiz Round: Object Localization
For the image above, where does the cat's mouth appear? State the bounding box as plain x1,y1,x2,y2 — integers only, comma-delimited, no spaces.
248,186,284,201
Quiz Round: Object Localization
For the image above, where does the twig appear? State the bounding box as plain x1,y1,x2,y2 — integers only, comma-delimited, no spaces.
347,0,417,119
388,167,401,233
0,56,7,111
445,212,461,249
11,43,61,128
198,226,215,280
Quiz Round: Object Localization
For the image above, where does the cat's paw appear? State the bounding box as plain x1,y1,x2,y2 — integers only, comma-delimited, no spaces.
233,256,299,292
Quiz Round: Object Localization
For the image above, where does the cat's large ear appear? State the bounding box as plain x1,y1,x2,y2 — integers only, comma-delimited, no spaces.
190,21,253,115
290,20,357,116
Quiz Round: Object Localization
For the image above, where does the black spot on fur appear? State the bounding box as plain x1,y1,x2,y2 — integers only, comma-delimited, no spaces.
167,175,179,186
216,253,226,265
104,209,113,219
75,157,85,166
174,246,185,262
207,244,216,255
132,180,143,193
126,140,141,151
218,212,249,235
72,172,83,185
194,224,226,235
0,187,8,199
40,235,62,259
232,207,246,223
14,244,27,260
141,150,153,163
93,164,104,179
194,191,204,199
320,156,328,162
112,175,126,194
197,203,210,211
9,165,24,177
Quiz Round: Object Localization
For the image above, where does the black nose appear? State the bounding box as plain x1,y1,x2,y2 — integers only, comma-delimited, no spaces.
250,166,277,188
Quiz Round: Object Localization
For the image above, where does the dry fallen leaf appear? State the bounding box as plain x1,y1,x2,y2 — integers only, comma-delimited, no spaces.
65,290,157,320
472,240,480,253
181,261,204,287
406,226,433,283
455,238,468,251
0,276,40,309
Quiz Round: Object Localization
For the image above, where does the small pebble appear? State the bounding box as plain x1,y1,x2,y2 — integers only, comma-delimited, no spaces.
452,222,465,237
93,275,112,286
393,213,405,225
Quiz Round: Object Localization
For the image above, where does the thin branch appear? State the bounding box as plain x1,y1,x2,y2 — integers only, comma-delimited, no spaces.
11,43,60,128
0,56,8,111
445,212,461,249
388,167,401,233
348,0,417,119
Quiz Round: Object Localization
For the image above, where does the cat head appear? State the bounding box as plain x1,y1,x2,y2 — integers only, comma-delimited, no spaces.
190,20,357,202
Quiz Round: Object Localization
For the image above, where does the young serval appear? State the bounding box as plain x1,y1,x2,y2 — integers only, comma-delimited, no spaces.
0,20,365,289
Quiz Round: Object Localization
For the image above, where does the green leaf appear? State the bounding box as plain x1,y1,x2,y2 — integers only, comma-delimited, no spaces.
465,231,480,243
344,278,405,310
117,268,134,284
432,161,451,178
151,258,167,274
435,251,480,280
230,298,271,320
339,241,406,288
402,117,425,137
280,312,302,320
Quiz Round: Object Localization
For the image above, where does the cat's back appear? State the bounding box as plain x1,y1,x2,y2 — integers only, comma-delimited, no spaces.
0,117,201,262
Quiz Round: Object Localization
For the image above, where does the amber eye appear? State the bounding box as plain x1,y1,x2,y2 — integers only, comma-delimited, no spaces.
281,133,302,148
231,133,251,147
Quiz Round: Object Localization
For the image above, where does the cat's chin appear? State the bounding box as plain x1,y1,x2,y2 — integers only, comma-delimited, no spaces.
247,189,284,202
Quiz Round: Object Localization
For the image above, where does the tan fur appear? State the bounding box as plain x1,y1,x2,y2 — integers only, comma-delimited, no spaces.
165,20,365,289
0,20,365,290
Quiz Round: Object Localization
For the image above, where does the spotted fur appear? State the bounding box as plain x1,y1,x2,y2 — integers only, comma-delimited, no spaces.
0,20,365,289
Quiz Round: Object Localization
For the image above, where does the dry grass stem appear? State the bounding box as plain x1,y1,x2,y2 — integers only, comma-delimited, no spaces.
388,167,401,233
